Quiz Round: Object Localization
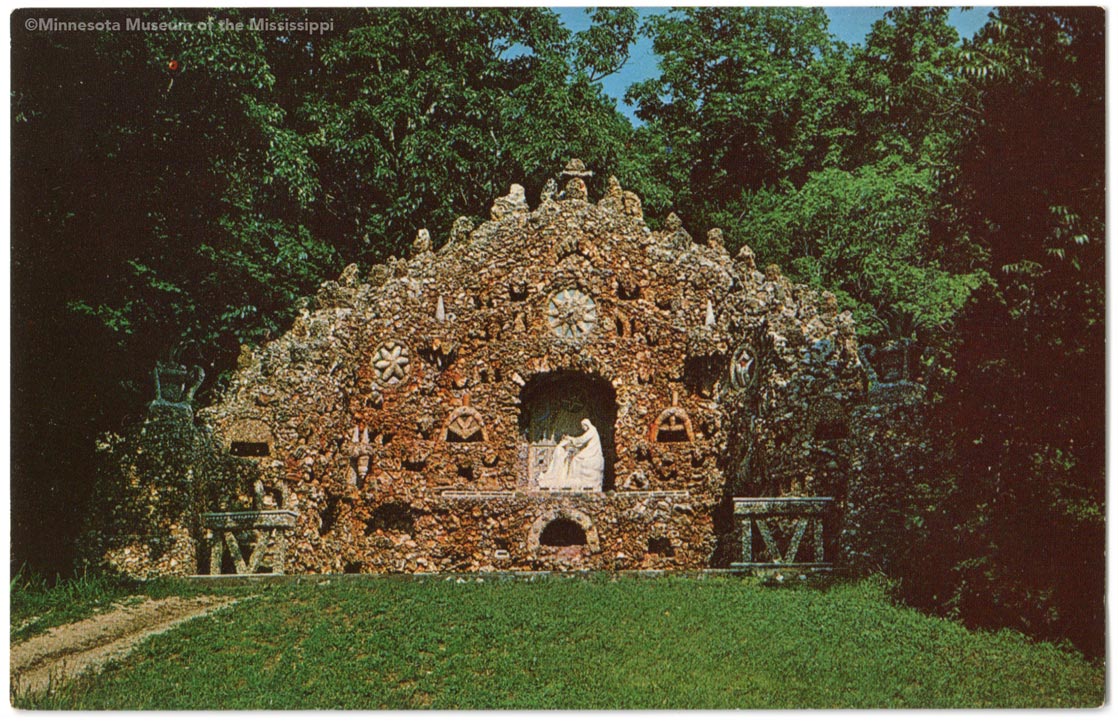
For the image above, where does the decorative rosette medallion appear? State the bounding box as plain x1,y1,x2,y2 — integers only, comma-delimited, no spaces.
546,289,597,341
372,341,410,385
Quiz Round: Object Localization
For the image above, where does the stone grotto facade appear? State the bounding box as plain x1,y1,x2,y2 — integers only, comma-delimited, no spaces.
90,160,914,578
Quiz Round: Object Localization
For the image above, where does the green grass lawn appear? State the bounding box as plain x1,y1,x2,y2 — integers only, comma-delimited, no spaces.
17,575,1104,709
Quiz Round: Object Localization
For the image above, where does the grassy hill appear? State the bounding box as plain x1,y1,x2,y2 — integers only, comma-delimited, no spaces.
14,574,1104,709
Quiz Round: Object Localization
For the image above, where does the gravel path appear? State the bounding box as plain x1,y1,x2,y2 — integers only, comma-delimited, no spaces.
11,595,239,699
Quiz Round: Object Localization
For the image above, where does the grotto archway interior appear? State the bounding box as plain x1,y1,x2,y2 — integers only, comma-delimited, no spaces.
518,371,617,490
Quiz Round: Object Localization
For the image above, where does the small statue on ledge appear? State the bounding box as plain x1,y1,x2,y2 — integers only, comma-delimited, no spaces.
150,361,205,412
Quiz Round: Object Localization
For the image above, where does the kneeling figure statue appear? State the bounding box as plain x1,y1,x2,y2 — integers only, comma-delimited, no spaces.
539,418,604,490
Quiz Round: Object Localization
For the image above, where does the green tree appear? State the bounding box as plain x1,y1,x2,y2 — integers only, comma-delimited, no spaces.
13,8,346,572
626,7,840,206
628,8,984,346
929,7,1105,656
296,8,642,262
845,8,975,167
738,158,986,341
11,7,643,575
572,8,639,83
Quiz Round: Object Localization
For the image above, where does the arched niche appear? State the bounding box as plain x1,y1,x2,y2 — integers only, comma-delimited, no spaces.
442,406,487,443
527,509,601,553
650,390,694,444
540,518,587,546
652,407,694,443
225,418,275,458
518,371,617,490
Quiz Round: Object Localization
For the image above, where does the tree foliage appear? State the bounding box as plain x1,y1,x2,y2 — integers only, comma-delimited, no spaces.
627,8,839,201
739,158,986,339
628,7,986,345
11,6,639,573
929,7,1106,656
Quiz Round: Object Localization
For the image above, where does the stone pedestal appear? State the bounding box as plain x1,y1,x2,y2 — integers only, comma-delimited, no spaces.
203,510,298,575
731,497,833,571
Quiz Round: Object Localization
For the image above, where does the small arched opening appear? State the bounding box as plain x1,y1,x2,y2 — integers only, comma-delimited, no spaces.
647,536,675,557
226,418,275,458
527,509,601,555
518,371,617,490
812,398,850,441
539,518,588,547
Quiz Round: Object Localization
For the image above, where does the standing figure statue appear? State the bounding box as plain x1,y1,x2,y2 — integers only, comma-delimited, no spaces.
538,418,604,490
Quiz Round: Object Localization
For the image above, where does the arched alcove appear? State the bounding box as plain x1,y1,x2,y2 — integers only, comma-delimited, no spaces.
518,371,617,490
225,418,275,458
527,509,602,553
539,518,588,547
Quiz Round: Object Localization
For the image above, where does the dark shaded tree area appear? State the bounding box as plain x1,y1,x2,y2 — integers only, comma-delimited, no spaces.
11,6,641,575
627,7,1104,657
11,8,1104,656
927,9,1106,657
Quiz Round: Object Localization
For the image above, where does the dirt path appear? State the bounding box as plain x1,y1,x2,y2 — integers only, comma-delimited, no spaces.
11,595,240,699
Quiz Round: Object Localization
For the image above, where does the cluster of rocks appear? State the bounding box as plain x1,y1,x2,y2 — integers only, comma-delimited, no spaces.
90,160,921,578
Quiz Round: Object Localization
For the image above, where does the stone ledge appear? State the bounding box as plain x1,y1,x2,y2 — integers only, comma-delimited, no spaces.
613,490,691,498
730,562,834,571
202,510,298,530
732,497,833,515
182,568,753,585
438,489,692,500
439,490,518,500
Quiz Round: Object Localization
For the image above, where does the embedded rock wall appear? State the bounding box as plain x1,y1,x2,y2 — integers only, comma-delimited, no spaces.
94,161,881,577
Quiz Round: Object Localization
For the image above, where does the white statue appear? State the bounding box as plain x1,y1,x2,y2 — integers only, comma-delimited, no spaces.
538,418,604,490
